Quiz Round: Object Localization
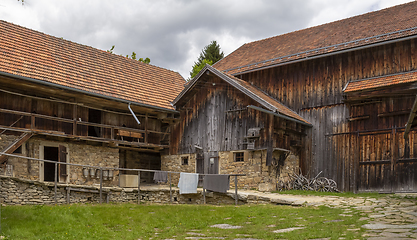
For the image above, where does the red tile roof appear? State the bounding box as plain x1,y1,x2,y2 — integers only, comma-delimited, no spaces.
343,70,417,93
215,1,417,75
0,20,186,111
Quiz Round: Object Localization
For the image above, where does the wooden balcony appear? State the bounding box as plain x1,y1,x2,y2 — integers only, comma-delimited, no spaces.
0,108,170,151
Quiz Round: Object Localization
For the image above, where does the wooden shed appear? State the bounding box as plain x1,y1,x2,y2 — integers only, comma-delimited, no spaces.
163,65,311,189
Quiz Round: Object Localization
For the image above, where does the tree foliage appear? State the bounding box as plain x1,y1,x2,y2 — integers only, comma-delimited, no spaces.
189,41,224,80
189,59,213,80
107,45,150,64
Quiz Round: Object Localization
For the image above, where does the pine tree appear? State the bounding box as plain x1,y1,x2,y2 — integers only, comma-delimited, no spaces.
189,41,224,79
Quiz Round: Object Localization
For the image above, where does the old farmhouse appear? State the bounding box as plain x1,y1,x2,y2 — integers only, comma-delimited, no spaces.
163,1,417,193
0,20,185,187
2,1,417,196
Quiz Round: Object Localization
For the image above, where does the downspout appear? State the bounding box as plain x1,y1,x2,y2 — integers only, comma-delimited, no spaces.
128,103,141,125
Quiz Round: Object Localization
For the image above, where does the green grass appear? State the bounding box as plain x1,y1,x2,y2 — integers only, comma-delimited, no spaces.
1,203,368,239
272,190,390,198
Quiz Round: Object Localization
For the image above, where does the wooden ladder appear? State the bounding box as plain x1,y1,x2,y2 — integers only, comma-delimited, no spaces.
0,132,33,164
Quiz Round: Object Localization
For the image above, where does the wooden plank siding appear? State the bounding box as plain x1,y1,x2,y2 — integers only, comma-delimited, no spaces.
238,39,417,192
0,89,170,148
170,75,303,156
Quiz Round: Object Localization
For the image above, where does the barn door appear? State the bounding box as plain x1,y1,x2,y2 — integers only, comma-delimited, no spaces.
395,129,417,192
196,153,204,186
358,131,393,192
358,127,417,193
207,151,219,174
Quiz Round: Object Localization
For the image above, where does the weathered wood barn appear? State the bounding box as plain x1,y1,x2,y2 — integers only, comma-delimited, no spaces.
165,2,417,192
0,20,185,186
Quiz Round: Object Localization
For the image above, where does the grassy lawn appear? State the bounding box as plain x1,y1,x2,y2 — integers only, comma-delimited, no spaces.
1,203,367,239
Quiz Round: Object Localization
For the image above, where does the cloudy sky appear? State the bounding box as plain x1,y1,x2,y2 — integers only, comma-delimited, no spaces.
0,0,413,79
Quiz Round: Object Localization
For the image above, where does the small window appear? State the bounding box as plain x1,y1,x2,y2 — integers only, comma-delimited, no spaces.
234,152,244,162
13,146,22,154
181,156,189,165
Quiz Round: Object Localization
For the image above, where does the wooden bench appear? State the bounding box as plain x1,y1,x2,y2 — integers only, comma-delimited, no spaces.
116,130,143,142
66,187,110,204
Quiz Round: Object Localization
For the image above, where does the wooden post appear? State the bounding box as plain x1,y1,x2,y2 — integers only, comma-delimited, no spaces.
137,171,141,205
169,172,172,204
144,113,148,143
31,114,35,130
99,168,103,204
235,175,238,206
54,162,57,205
73,104,77,135
203,175,206,204
391,126,397,192
354,132,360,193
67,188,70,204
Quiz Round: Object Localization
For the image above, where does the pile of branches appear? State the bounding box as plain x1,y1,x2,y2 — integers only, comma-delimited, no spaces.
277,171,339,192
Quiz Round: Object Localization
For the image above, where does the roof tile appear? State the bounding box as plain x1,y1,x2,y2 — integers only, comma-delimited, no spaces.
344,70,417,93
215,2,417,75
0,20,185,110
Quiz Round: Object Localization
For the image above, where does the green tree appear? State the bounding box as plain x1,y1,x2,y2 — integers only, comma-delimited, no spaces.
189,40,224,79
189,59,213,80
107,45,150,64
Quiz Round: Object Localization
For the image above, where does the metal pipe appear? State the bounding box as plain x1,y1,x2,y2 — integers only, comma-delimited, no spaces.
169,172,172,204
138,171,141,205
128,103,141,125
203,175,206,204
235,176,238,206
247,105,313,127
99,168,103,204
54,162,58,205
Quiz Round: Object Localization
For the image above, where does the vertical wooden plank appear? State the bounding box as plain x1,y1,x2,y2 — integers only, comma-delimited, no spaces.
145,113,148,143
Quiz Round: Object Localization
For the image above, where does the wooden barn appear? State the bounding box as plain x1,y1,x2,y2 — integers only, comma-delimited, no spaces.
165,2,417,192
0,20,185,186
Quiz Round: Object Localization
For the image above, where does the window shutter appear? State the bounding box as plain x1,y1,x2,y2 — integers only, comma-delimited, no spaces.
58,145,67,177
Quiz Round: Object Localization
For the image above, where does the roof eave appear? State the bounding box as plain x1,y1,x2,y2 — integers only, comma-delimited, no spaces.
0,71,179,113
227,34,417,76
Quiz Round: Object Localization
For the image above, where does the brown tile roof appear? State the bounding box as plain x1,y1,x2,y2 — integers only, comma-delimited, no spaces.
215,1,417,75
343,70,417,93
174,65,311,125
0,20,186,111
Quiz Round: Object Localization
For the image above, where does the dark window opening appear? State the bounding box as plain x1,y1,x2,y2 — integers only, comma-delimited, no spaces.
88,109,102,137
234,152,244,162
44,146,58,182
181,156,189,165
13,146,22,154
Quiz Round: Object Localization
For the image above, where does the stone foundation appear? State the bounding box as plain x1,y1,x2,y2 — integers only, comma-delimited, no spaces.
162,150,299,191
0,175,242,206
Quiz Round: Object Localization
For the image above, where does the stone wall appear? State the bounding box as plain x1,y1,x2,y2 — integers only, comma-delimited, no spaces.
161,153,196,185
0,176,241,206
162,150,299,191
1,135,120,187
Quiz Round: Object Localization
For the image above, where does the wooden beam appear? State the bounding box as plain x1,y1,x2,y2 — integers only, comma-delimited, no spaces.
348,116,370,121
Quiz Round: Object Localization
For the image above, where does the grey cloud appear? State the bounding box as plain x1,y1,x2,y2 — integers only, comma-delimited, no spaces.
1,0,413,78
